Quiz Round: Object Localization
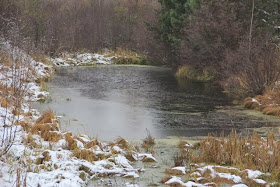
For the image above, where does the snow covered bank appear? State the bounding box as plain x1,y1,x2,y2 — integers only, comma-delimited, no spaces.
164,164,273,186
0,43,155,186
51,52,116,67
51,49,149,67
163,135,279,187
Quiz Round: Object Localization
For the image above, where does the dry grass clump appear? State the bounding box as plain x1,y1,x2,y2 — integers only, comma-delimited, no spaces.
165,168,185,175
176,65,197,80
178,140,188,149
161,176,173,184
115,137,130,150
65,133,78,150
142,130,155,150
85,139,102,149
190,131,280,174
65,133,99,162
30,110,62,142
178,140,199,154
211,177,235,185
0,97,8,108
213,166,240,176
262,106,280,116
31,123,60,142
72,148,96,162
124,151,137,162
35,110,56,124
42,131,62,142
108,137,138,154
244,97,260,109
246,88,280,117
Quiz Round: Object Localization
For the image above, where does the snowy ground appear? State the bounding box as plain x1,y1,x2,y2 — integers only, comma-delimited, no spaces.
1,44,278,186
0,43,154,187
51,52,116,67
164,165,272,187
162,142,276,187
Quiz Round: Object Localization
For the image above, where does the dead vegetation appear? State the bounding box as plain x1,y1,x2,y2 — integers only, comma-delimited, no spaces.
72,149,97,162
173,153,186,167
24,111,143,164
141,130,155,151
114,137,130,150
31,53,53,66
0,46,36,157
191,131,280,172
188,131,279,184
244,87,280,117
35,110,56,124
163,131,280,186
29,110,62,143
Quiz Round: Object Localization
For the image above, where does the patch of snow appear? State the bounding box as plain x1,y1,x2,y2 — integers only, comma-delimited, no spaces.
113,155,133,169
171,166,186,174
165,176,184,185
246,169,263,179
185,143,194,148
137,153,157,162
216,173,242,183
232,184,248,187
52,52,116,67
253,179,266,184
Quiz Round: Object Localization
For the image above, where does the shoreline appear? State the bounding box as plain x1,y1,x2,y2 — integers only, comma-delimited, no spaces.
0,47,279,186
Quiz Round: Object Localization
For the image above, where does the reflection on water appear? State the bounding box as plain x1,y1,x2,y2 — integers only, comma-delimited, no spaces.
33,66,280,140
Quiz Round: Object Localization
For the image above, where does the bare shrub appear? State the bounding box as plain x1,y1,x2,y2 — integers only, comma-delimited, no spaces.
0,45,34,157
180,0,246,71
223,34,280,95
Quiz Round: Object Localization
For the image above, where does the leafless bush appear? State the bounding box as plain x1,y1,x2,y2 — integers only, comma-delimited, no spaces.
0,44,34,157
179,0,246,70
1,0,159,56
223,34,280,95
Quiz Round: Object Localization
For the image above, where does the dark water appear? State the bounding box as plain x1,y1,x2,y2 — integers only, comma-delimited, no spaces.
34,66,280,140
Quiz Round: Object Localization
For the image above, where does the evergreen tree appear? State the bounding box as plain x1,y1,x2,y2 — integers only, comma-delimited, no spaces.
151,0,189,48
148,0,202,65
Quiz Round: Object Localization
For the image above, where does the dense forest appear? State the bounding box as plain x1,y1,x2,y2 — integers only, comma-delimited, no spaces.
1,0,280,95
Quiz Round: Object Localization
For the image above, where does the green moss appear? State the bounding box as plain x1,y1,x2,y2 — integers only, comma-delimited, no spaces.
79,172,86,181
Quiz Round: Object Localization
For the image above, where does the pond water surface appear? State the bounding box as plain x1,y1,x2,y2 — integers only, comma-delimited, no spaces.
34,66,280,141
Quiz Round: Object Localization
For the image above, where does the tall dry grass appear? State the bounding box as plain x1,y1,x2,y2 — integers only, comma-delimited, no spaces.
141,130,155,151
189,131,280,175
245,87,280,117
30,110,62,142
